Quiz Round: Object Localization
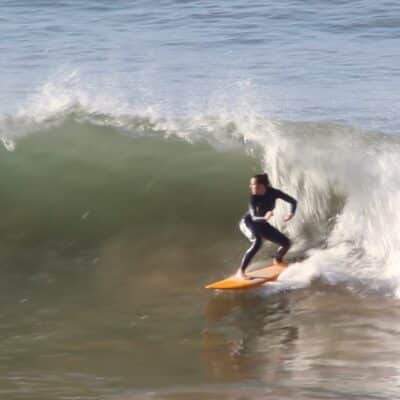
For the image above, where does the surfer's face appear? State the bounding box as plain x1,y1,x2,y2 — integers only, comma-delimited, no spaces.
249,177,266,195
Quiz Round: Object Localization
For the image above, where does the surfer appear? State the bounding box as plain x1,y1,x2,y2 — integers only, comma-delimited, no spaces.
238,173,297,279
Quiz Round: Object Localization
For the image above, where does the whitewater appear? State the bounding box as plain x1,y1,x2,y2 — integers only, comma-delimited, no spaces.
2,1,400,399
2,73,400,296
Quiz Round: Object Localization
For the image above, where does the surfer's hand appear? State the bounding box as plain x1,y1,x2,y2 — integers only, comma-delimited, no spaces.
283,213,294,222
264,211,273,220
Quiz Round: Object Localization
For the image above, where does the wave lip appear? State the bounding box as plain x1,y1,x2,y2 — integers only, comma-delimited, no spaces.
2,78,400,296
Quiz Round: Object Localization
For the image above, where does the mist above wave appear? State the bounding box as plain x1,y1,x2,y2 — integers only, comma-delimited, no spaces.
1,75,400,296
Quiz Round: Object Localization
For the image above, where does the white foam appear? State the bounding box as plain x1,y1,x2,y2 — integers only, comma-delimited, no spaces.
3,70,400,296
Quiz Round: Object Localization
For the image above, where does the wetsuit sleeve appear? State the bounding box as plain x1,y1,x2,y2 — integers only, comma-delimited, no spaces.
275,190,297,214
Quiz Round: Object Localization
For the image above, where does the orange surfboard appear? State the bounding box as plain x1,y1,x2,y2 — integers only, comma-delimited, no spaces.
205,263,287,290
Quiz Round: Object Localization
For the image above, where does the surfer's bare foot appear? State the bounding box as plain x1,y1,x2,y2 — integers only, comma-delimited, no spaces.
236,270,249,280
273,258,288,267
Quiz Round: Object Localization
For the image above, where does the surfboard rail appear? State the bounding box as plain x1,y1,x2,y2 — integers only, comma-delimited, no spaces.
205,263,287,290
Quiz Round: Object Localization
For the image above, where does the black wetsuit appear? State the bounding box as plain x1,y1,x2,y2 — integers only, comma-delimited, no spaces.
239,187,297,272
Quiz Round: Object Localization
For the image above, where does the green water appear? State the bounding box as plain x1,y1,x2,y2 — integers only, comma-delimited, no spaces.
1,121,400,400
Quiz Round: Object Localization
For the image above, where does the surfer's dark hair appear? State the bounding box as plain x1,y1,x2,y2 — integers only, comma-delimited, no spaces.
253,173,270,187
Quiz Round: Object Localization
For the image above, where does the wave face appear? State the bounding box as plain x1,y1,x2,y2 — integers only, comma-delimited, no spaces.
0,116,255,248
2,87,400,296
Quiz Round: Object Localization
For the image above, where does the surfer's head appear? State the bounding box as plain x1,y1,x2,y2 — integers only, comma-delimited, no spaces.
250,173,270,194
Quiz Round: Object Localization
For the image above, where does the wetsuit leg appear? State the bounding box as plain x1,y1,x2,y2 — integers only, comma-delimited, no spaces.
239,218,262,273
259,223,291,263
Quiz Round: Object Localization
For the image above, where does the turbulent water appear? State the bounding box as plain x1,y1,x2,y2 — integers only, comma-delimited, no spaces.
2,1,400,399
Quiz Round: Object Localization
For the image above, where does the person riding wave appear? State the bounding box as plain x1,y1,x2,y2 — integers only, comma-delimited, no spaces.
238,173,297,279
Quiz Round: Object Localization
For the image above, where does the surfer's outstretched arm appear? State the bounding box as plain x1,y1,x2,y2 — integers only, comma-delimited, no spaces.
276,189,297,221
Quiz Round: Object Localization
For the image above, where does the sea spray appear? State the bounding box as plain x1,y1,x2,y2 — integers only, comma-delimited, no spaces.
1,78,400,295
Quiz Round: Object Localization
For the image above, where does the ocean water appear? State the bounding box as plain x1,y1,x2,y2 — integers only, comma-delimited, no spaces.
2,1,400,399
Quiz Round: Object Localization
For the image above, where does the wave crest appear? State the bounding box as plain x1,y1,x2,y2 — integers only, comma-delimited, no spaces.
2,82,400,295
